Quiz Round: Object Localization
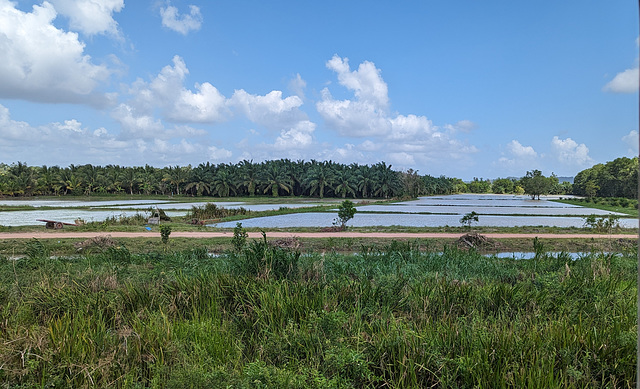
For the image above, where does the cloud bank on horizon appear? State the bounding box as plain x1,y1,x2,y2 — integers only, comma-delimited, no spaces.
0,1,637,180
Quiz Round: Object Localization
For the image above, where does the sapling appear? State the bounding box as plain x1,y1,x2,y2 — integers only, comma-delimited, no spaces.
460,211,479,229
160,224,172,244
335,200,357,229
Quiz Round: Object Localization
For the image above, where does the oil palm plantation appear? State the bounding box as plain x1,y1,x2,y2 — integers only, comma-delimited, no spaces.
212,165,237,197
333,167,357,198
373,161,402,198
186,164,213,196
237,160,259,197
261,162,292,197
304,161,335,198
164,165,190,196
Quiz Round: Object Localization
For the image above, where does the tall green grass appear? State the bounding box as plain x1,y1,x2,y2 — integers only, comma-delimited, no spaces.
0,239,636,388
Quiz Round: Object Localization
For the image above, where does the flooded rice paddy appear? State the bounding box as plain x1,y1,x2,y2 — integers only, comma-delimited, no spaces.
212,212,637,229
0,199,320,226
0,194,636,228
212,194,636,228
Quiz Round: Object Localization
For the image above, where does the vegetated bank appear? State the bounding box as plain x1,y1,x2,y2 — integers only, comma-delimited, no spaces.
552,196,639,217
0,235,635,388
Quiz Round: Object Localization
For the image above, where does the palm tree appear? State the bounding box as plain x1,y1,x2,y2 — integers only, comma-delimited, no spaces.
139,165,160,195
58,169,82,196
281,159,305,196
79,164,105,195
261,163,292,197
304,161,335,198
212,167,237,197
333,167,357,198
237,160,258,196
373,162,401,199
34,165,58,195
164,165,190,195
119,168,141,195
186,164,213,196
401,168,424,198
355,165,374,198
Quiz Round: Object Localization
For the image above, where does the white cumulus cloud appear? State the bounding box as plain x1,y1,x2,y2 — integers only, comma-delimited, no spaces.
0,0,111,104
507,140,538,159
317,55,391,136
229,89,306,130
550,136,593,166
317,87,390,136
603,67,639,93
326,55,389,107
160,3,202,35
603,37,639,93
273,120,316,150
54,119,83,132
445,119,477,133
317,55,478,173
123,56,308,130
172,82,228,123
0,103,131,165
208,146,233,161
112,103,206,140
50,0,124,37
495,140,540,173
125,56,230,123
388,114,435,141
622,130,639,155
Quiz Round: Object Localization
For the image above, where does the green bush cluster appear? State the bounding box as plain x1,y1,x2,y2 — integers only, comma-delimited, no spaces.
232,232,300,280
572,196,638,209
102,212,148,226
0,240,636,388
187,203,248,220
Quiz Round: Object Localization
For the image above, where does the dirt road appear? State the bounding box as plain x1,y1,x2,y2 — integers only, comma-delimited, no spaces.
0,231,636,240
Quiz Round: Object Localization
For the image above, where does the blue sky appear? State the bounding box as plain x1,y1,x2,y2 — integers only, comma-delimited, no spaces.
0,1,637,180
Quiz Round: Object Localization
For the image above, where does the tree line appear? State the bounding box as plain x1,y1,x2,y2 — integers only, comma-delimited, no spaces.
572,157,638,199
0,160,464,199
2,157,633,200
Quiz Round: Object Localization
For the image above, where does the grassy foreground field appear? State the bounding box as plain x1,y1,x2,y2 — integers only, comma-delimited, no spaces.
0,235,636,388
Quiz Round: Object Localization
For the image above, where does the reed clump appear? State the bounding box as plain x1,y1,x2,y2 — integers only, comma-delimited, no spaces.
186,203,248,221
0,238,636,388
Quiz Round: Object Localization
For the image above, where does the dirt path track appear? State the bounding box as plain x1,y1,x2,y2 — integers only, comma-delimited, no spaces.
0,231,636,240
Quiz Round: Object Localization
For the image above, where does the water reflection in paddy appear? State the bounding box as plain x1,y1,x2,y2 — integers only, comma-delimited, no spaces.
0,200,323,226
402,194,581,208
488,252,606,260
0,194,634,228
212,194,636,228
359,204,618,216
0,209,185,227
211,212,638,229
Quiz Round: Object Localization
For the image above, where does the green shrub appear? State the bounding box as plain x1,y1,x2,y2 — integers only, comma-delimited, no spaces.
160,225,172,244
233,232,300,280
187,203,248,220
232,222,248,252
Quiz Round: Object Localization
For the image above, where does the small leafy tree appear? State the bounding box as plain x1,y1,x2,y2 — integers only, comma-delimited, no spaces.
336,200,357,229
460,211,479,229
160,225,172,244
583,214,620,234
232,222,248,252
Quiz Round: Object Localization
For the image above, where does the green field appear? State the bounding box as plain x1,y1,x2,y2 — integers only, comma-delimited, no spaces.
552,197,639,218
0,235,636,388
